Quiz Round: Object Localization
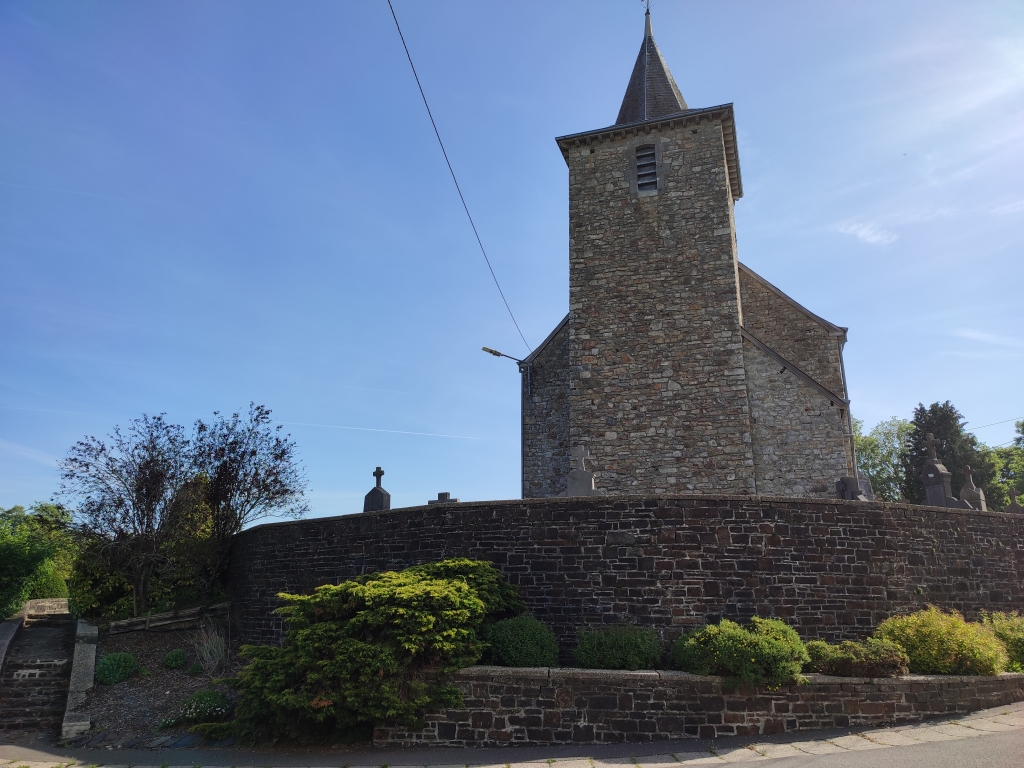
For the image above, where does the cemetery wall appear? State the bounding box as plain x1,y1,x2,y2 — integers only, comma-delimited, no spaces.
228,495,1024,653
522,318,570,498
744,341,851,498
373,666,1024,746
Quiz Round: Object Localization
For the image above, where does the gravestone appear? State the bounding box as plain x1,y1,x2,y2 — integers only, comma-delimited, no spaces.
958,465,987,511
921,434,972,509
1007,489,1024,515
835,475,870,502
566,445,600,497
427,492,460,505
363,466,391,513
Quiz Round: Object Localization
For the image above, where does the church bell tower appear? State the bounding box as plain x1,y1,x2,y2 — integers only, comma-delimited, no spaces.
556,10,754,495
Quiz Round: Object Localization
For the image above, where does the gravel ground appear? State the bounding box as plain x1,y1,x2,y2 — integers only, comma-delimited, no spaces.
80,626,240,738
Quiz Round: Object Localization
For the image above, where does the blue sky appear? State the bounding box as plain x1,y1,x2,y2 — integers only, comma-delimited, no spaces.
2,0,1022,516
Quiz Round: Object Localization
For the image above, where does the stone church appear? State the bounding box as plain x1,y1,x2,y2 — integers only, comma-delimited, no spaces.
522,11,856,499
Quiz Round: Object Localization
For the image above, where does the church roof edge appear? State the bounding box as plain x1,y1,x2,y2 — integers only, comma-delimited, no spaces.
555,103,743,200
739,263,847,338
523,313,569,365
741,328,850,407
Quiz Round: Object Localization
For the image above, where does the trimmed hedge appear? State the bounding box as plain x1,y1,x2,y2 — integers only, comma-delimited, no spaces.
574,625,662,670
806,638,909,678
485,615,559,667
163,648,188,669
875,606,1007,675
671,618,808,690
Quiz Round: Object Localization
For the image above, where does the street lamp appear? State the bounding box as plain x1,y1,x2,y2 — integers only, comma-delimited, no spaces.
482,346,531,395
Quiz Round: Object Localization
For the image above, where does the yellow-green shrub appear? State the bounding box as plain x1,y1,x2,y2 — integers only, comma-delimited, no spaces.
671,618,808,690
980,612,1024,673
875,607,1007,675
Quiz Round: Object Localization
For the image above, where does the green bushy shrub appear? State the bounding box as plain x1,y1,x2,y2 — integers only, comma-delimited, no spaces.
671,617,809,690
221,559,518,744
805,638,909,677
574,625,662,670
875,607,1007,675
485,615,559,667
980,612,1024,673
95,652,139,685
163,648,188,669
24,559,69,600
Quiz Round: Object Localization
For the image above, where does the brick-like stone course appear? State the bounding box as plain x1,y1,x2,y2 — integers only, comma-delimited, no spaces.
373,667,1024,747
227,495,1024,653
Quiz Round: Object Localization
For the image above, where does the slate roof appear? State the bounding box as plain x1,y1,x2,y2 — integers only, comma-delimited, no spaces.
615,11,687,126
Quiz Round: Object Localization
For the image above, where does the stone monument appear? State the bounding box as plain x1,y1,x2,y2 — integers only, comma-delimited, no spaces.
1007,489,1024,514
920,434,976,509
958,465,987,512
363,466,391,513
565,445,600,497
427,492,460,505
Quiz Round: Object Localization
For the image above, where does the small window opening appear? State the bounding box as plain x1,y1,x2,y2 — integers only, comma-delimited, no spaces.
636,145,657,191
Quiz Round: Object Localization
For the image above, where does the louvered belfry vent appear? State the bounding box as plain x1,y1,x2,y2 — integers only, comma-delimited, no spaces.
636,145,657,191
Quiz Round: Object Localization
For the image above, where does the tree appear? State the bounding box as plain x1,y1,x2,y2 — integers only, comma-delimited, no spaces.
854,417,911,502
58,414,190,616
900,401,997,505
192,403,308,588
0,508,54,617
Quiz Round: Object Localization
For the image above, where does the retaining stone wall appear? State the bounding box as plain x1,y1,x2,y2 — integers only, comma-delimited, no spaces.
227,495,1024,653
373,667,1024,747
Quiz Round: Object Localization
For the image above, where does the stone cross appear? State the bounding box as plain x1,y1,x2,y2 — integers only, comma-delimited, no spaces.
571,445,595,472
364,466,390,513
1008,489,1024,514
925,433,940,460
373,466,384,487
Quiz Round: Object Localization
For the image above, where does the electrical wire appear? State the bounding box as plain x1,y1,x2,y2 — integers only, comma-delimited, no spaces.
385,0,532,353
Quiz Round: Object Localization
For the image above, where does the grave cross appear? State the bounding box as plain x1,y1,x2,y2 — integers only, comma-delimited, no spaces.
925,433,940,461
373,466,384,488
570,445,595,471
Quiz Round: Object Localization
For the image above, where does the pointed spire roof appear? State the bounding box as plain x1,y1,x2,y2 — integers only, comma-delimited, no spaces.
615,10,687,126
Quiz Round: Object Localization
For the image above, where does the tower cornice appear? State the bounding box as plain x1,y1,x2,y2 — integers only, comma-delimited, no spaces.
555,103,743,200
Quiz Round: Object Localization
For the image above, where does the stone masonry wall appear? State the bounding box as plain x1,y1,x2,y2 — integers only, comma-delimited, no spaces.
744,341,851,497
738,265,847,398
522,319,570,498
561,117,755,495
374,667,1024,747
227,495,1024,652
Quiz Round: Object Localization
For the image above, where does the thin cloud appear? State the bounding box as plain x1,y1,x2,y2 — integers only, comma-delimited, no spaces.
954,329,1024,350
993,199,1024,215
836,221,899,245
0,438,59,467
283,421,481,440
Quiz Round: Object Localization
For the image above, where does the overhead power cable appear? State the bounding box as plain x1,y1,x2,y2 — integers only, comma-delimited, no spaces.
385,0,531,353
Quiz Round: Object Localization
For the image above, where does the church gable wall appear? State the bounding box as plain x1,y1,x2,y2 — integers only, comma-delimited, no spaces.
522,319,570,498
739,267,847,397
562,119,754,495
744,340,852,497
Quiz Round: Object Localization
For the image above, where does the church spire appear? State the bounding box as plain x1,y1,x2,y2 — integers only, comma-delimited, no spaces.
615,9,688,126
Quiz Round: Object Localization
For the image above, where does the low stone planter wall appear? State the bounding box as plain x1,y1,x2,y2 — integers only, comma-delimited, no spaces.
373,666,1024,747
